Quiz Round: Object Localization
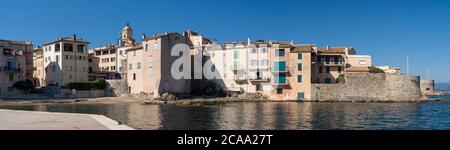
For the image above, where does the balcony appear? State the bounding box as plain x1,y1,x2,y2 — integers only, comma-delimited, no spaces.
3,66,22,73
248,76,271,82
230,65,245,71
322,61,344,66
233,75,248,82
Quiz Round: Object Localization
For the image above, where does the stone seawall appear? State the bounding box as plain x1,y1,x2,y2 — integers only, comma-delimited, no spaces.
312,73,423,102
106,79,128,97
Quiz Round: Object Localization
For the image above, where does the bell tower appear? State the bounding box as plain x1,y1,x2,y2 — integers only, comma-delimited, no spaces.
121,22,135,46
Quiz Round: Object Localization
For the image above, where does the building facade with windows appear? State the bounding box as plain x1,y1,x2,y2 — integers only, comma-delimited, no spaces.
33,47,44,87
206,41,313,100
41,36,89,86
312,46,356,84
127,32,193,97
0,39,31,96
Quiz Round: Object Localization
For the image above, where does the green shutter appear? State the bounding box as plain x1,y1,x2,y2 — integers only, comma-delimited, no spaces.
298,75,302,83
298,53,302,60
298,64,302,71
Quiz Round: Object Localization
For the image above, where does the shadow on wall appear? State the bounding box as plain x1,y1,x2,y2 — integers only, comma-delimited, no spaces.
44,62,63,87
190,55,227,97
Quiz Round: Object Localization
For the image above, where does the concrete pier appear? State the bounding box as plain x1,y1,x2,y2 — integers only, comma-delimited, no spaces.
0,109,134,130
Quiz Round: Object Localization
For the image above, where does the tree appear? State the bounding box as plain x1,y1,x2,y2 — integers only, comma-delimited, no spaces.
369,66,385,73
13,80,35,94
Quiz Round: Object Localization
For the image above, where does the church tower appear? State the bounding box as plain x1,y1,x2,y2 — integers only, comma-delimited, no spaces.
120,22,135,46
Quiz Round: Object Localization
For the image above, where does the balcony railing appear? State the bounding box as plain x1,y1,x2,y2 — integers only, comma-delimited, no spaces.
233,75,248,82
3,66,21,73
248,76,271,82
322,61,344,66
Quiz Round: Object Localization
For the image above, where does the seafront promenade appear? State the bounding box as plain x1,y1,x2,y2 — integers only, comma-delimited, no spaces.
0,109,133,130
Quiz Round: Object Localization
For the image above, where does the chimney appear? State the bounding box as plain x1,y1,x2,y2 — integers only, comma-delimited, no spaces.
326,45,330,51
247,38,251,45
142,34,146,40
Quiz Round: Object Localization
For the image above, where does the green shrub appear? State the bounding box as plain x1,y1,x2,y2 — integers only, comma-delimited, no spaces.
65,79,107,90
369,66,385,73
337,74,345,83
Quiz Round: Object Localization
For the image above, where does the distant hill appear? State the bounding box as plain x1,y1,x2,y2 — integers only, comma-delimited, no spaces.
435,82,450,92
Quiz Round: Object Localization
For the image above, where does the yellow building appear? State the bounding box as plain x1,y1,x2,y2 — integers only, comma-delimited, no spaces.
33,47,44,87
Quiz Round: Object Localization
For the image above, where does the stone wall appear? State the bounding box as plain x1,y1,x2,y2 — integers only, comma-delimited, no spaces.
311,73,423,102
420,80,435,96
105,79,128,97
56,89,105,98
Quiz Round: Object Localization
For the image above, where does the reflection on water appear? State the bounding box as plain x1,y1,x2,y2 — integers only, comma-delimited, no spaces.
1,101,450,130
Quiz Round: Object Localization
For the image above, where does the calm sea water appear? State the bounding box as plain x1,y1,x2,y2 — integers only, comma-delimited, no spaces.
1,97,450,130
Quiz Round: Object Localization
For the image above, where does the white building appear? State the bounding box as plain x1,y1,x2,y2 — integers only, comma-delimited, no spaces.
42,36,89,86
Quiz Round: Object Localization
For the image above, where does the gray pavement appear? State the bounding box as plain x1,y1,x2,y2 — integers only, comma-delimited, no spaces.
0,109,134,130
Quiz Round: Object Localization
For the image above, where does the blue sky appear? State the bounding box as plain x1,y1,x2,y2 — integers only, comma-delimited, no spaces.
1,0,449,82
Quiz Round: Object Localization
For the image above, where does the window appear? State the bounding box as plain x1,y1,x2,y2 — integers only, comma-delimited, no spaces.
298,75,302,83
274,61,286,71
148,67,154,76
325,56,330,64
63,43,73,52
137,63,141,69
298,53,302,60
325,78,332,84
275,49,285,57
260,59,268,66
77,45,85,53
148,56,153,63
9,73,13,81
69,74,72,79
119,50,123,55
251,48,257,53
133,51,136,56
66,55,69,59
326,67,330,73
111,58,116,62
298,64,302,71
256,84,263,91
317,56,321,62
233,51,240,59
103,50,109,55
111,66,116,71
55,44,60,52
274,73,287,84
319,67,323,73
96,51,101,56
359,60,367,65
8,87,13,92
298,92,305,100
334,56,339,64
129,64,132,70
251,60,258,66
260,48,267,53
79,56,82,60
277,89,283,94
338,67,342,73
145,44,149,51
133,73,136,80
